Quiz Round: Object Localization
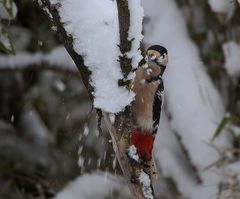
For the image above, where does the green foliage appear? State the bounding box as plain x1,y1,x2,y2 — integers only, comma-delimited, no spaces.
0,0,15,18
0,0,16,54
212,114,240,142
0,25,15,54
212,115,232,142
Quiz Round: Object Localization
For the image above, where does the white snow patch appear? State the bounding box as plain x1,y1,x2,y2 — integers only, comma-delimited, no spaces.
109,113,115,124
0,2,17,19
224,161,240,176
208,0,234,18
222,41,240,77
128,145,139,161
54,173,130,199
127,0,144,68
154,113,231,199
54,79,66,92
20,108,53,145
139,170,153,199
56,0,134,113
0,46,76,71
231,125,240,136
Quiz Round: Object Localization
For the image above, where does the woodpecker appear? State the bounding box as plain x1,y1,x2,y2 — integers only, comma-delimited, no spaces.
130,45,168,162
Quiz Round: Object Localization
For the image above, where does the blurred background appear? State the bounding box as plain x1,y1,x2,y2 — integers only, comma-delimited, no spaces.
0,0,239,199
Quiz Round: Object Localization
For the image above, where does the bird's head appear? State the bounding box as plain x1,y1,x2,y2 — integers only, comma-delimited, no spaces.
146,45,168,68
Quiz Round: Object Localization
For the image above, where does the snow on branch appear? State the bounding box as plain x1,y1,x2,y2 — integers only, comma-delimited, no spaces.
0,46,79,77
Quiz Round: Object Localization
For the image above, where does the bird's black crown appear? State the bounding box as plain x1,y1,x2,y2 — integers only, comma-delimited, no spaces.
147,45,168,55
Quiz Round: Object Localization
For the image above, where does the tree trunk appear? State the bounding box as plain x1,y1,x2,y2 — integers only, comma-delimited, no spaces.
36,0,154,198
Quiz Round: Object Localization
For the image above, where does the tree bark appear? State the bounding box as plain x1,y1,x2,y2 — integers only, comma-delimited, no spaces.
116,0,132,79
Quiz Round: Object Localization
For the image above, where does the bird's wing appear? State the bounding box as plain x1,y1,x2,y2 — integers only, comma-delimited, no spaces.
153,80,164,137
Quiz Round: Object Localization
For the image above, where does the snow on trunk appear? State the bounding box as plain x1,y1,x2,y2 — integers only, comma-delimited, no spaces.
139,170,153,199
143,0,232,198
53,0,136,113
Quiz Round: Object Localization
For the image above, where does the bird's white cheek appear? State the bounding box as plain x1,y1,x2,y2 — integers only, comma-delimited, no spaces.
158,56,163,63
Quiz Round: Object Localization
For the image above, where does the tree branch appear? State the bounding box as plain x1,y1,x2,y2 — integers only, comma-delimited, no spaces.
0,63,80,78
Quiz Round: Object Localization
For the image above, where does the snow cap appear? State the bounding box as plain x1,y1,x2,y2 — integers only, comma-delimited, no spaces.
147,45,168,55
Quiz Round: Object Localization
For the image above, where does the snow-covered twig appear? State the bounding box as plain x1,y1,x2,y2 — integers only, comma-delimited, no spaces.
0,47,79,78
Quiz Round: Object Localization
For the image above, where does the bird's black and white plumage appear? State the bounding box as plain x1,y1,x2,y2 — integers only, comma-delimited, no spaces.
147,45,168,136
130,45,168,161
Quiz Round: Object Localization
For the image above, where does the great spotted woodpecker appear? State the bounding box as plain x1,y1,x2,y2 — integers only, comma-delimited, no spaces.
130,45,168,163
